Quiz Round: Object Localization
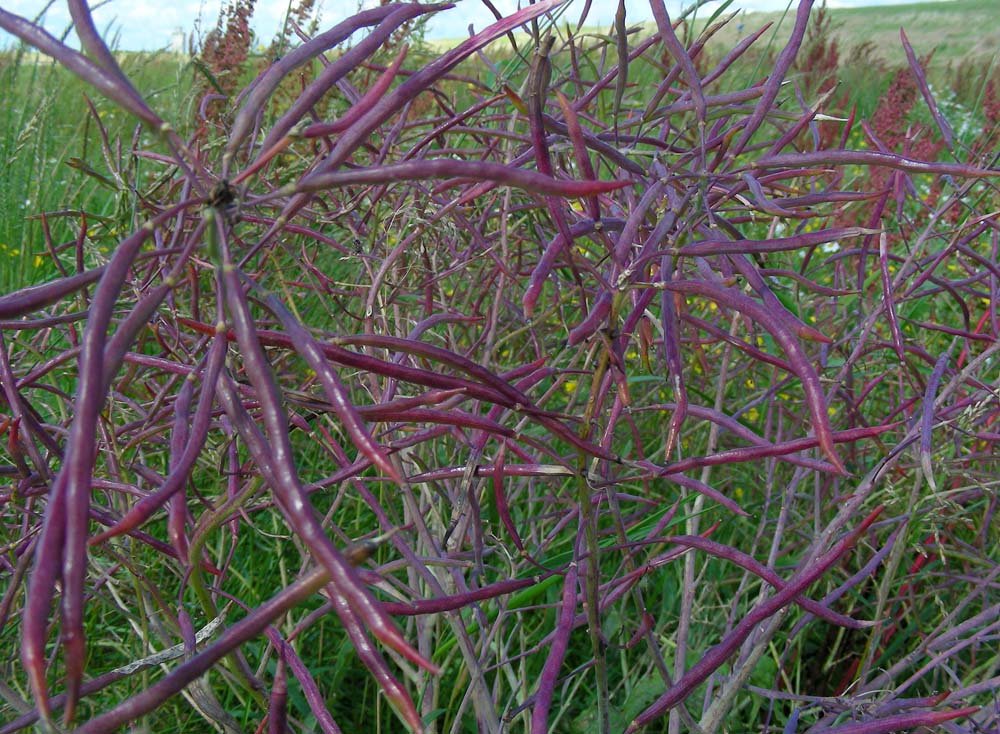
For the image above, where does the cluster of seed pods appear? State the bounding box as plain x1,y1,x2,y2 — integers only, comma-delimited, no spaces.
0,0,997,732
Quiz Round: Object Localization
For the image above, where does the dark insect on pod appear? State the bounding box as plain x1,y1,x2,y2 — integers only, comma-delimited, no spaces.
208,179,236,209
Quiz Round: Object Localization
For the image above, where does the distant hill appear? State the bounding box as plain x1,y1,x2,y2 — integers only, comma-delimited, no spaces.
679,0,998,69
430,1,997,70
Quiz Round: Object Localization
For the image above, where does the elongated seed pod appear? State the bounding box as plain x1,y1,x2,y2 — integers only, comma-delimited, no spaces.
214,217,436,676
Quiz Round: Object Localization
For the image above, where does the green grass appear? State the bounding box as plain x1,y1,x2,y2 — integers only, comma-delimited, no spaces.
0,49,193,294
651,0,1000,70
430,0,1000,69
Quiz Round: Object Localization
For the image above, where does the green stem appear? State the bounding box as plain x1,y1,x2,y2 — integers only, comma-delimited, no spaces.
187,476,269,709
576,295,620,734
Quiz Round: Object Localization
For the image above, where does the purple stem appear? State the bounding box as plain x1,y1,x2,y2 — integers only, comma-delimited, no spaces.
612,181,666,266
0,7,161,129
788,521,904,640
676,227,870,258
333,333,615,461
703,22,773,86
36,214,168,722
530,540,579,734
491,444,526,553
267,641,288,734
74,568,332,733
256,290,403,483
369,408,517,438
382,571,556,616
555,90,600,220
526,216,629,317
20,473,66,724
878,230,906,361
805,707,978,734
626,506,884,732
326,586,423,732
730,0,814,157
89,334,227,545
265,0,572,234
216,225,436,677
177,316,536,428
669,472,747,516
648,0,705,126
682,313,795,373
0,267,105,318
729,255,832,344
657,279,845,473
265,631,342,734
66,0,160,127
262,6,432,150
668,535,872,628
919,346,953,489
899,29,954,152
568,292,613,346
224,3,423,165
322,0,566,168
289,159,632,199
648,424,893,477
750,150,999,178
660,261,687,458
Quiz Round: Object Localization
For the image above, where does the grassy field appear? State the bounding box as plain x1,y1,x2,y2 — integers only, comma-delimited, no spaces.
429,0,1000,68
692,0,1000,67
0,50,192,293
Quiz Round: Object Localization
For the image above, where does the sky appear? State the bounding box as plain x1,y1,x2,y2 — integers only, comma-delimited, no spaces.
1,0,955,53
